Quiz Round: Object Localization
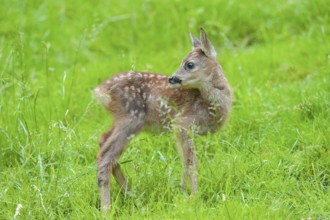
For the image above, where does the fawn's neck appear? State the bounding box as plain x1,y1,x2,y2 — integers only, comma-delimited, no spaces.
199,71,231,109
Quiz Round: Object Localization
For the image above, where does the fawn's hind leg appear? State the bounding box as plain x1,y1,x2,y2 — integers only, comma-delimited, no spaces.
96,118,144,212
98,126,129,190
99,127,115,148
97,127,130,212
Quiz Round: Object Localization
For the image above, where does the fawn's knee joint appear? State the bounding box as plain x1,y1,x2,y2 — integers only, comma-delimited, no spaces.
97,173,109,187
97,177,103,188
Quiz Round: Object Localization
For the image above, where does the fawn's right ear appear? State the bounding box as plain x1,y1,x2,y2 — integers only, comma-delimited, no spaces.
190,32,202,49
200,28,217,58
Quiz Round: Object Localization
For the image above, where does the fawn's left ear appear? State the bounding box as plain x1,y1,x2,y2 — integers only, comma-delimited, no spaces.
200,28,217,58
190,32,202,49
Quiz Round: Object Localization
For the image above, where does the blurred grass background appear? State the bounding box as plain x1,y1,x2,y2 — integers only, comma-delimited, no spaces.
0,0,329,219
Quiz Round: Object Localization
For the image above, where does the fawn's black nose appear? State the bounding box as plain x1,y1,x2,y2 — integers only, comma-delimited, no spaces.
169,76,182,85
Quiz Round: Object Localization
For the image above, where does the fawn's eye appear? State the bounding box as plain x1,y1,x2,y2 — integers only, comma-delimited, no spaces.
186,61,195,70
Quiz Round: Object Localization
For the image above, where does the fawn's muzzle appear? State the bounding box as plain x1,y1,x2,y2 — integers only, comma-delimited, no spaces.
169,76,182,85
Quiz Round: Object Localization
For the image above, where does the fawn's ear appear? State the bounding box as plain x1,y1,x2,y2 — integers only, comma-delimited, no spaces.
200,28,217,58
190,32,202,49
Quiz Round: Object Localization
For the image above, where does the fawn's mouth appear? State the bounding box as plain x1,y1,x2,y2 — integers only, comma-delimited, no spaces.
168,76,182,85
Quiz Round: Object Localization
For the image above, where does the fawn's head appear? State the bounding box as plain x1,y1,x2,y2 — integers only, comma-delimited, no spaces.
169,28,221,88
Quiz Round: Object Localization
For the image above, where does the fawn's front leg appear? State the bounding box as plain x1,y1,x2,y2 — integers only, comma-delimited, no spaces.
176,129,198,194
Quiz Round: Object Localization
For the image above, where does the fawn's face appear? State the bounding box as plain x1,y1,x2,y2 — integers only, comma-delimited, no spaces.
170,48,218,88
169,28,218,88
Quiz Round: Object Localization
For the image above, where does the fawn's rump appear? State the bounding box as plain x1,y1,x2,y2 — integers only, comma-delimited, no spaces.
94,87,112,108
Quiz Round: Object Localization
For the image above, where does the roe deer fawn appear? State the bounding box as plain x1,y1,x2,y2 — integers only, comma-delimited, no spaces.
94,28,232,212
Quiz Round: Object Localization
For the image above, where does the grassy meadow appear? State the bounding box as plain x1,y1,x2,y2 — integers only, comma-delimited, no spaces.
0,0,329,219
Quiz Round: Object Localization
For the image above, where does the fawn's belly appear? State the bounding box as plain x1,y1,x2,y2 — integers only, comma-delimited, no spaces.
142,106,223,135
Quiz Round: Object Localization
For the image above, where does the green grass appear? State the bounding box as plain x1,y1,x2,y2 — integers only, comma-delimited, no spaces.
0,0,329,219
